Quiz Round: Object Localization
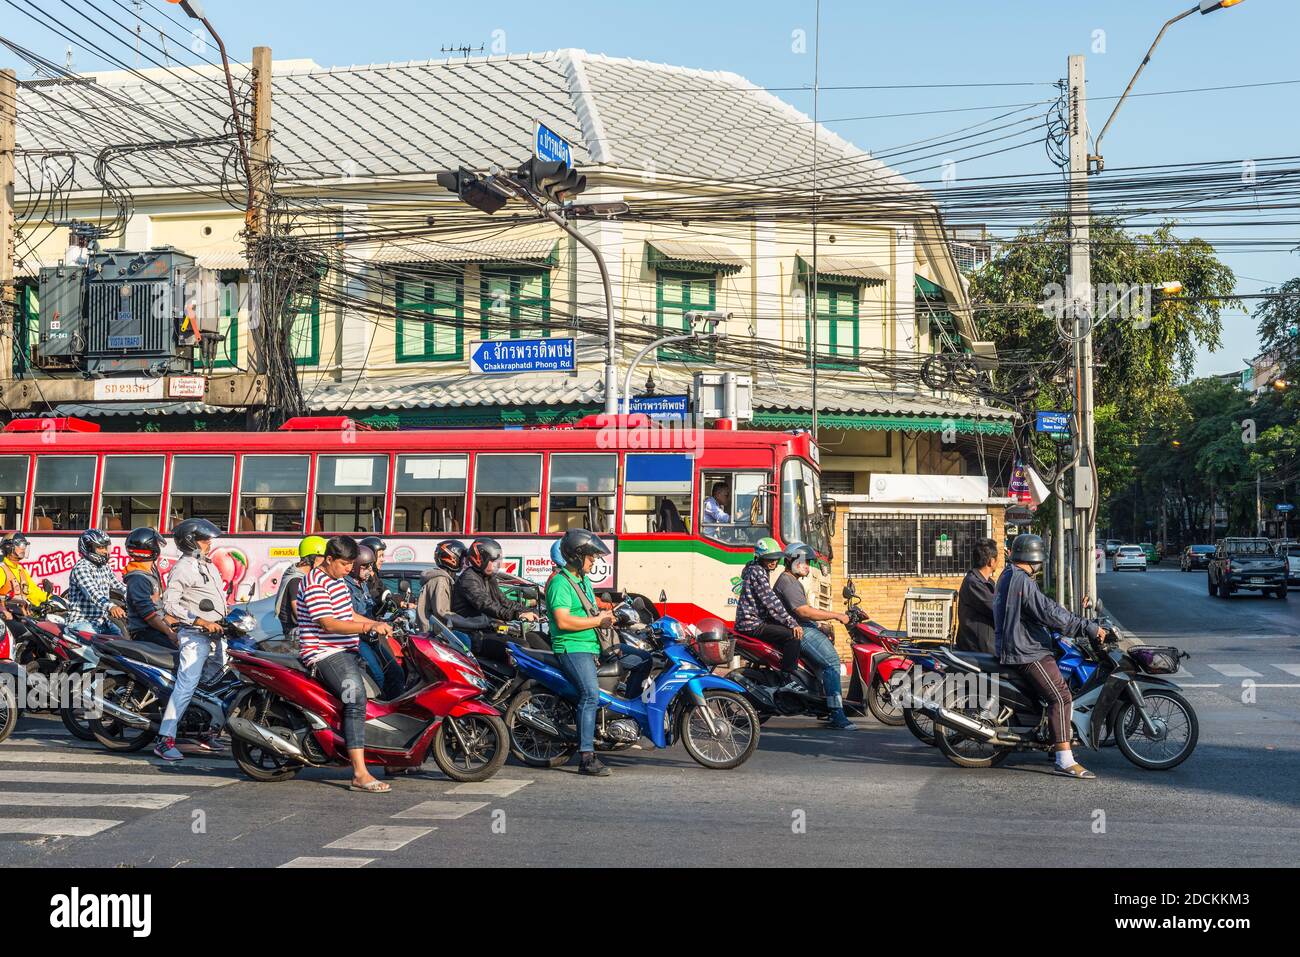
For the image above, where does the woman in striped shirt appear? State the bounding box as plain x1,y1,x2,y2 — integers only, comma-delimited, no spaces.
295,535,395,794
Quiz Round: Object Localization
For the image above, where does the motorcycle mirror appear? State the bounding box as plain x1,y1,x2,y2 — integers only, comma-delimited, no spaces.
659,589,667,604
40,578,53,593
841,581,857,600
199,599,215,612
398,579,412,595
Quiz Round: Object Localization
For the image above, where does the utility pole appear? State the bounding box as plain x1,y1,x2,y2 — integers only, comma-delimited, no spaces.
247,45,272,377
0,70,16,387
1067,54,1096,614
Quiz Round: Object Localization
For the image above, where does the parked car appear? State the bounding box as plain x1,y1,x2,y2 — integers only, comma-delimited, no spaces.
1207,538,1289,599
1104,539,1123,556
1180,544,1215,571
1139,542,1158,563
1113,545,1148,572
1279,541,1300,587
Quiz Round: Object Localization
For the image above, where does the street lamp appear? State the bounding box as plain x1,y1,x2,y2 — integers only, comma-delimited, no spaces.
1090,0,1245,172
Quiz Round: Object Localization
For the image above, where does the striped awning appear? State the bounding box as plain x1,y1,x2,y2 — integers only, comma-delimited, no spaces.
647,240,746,275
797,253,889,286
364,239,559,267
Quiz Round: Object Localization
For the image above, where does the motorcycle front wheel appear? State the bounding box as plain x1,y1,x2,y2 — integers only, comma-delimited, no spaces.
432,714,509,783
1113,688,1198,770
0,681,17,744
867,673,905,726
505,689,578,768
679,690,759,770
903,706,937,746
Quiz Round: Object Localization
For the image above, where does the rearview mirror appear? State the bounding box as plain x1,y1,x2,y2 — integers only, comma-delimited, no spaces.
199,599,215,612
841,581,857,600
398,579,412,595
659,589,668,605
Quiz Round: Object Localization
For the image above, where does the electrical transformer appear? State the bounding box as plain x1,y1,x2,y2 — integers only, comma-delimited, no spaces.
84,247,197,375
36,266,88,369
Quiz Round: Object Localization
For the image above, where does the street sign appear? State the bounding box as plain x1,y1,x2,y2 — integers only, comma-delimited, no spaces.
1277,503,1295,513
1035,411,1071,435
628,395,690,420
533,120,573,169
469,338,576,376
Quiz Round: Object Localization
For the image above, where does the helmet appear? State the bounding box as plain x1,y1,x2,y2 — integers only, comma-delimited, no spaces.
77,529,112,566
550,539,565,567
466,538,503,573
693,617,730,643
559,528,609,567
753,537,783,562
353,543,376,570
225,607,256,636
0,532,29,558
1010,533,1047,566
435,539,466,573
298,535,327,560
173,518,220,556
125,527,165,562
783,541,815,569
359,535,386,555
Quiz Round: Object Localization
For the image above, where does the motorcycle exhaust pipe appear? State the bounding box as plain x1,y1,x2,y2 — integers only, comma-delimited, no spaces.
921,701,1000,741
226,715,308,762
514,706,567,740
86,696,153,730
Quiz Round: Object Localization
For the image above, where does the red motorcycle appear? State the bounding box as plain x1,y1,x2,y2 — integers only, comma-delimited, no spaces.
840,582,918,726
225,613,509,783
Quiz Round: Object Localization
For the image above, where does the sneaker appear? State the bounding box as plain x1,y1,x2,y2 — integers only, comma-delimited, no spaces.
153,737,184,763
578,754,611,777
826,710,858,731
776,678,804,697
191,735,225,753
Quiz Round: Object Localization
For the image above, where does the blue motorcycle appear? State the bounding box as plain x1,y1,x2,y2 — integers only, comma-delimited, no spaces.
504,608,760,770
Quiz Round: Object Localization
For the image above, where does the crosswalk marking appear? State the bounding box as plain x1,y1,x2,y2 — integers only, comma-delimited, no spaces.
324,825,435,852
280,856,375,868
1273,664,1300,678
0,750,229,768
448,778,532,797
0,769,234,788
391,800,487,821
0,817,122,837
1208,664,1264,678
0,791,189,810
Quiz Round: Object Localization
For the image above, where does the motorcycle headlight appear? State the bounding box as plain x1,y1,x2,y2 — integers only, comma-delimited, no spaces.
466,672,490,691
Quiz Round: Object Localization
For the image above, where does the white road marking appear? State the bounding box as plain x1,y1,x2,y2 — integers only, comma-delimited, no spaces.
0,750,228,768
391,801,488,821
447,778,533,797
280,856,375,869
0,791,189,810
0,818,121,837
1208,664,1263,678
1272,664,1300,677
0,769,234,788
324,825,435,852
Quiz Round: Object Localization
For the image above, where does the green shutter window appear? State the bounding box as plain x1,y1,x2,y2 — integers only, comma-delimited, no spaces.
396,274,464,362
204,281,240,370
480,269,551,340
806,283,858,369
290,295,321,367
656,270,716,362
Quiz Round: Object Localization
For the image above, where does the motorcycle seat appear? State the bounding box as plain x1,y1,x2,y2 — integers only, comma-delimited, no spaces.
98,638,179,671
245,650,310,674
950,650,1001,671
518,647,622,678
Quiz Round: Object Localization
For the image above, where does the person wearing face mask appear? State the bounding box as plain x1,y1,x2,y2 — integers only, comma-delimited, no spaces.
451,537,538,626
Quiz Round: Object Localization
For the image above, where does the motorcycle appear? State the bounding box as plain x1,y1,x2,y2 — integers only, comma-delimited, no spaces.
224,604,508,783
0,619,19,744
3,595,102,741
922,633,1198,770
504,605,760,770
839,582,926,727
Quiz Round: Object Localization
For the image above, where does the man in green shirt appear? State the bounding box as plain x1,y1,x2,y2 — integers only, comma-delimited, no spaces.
546,528,615,776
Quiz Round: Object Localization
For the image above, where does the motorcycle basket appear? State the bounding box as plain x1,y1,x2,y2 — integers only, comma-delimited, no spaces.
1129,645,1187,675
691,634,735,667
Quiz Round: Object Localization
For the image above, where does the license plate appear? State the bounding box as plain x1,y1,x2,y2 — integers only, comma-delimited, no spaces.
1250,578,1264,584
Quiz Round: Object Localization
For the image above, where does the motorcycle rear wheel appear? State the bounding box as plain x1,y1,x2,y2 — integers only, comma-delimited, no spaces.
0,682,17,744
229,696,304,783
867,674,905,726
679,690,759,770
934,686,1010,769
506,689,578,768
91,675,157,752
432,714,509,783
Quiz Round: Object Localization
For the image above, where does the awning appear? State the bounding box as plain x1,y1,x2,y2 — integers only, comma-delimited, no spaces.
365,239,559,268
796,253,889,287
195,250,249,270
914,273,946,299
647,240,745,276
752,410,1012,436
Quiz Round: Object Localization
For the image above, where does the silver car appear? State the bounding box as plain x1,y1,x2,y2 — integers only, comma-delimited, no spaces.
1113,545,1148,572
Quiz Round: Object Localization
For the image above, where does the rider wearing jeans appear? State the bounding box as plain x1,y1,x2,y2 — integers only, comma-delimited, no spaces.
546,528,616,778
772,542,856,731
995,533,1109,781
735,537,802,690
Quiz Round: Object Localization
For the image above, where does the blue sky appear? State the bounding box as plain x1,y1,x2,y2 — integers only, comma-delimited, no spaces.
5,0,1297,375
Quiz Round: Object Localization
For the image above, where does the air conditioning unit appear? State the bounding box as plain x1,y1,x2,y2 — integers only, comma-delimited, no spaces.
84,247,197,375
36,266,88,369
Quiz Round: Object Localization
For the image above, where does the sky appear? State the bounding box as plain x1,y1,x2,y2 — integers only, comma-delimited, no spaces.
4,0,1297,377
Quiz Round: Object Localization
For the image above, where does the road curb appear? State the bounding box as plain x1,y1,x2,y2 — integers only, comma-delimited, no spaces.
1096,599,1141,649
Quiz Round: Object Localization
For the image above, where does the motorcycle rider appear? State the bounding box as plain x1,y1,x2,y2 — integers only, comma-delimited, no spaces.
275,535,327,639
735,537,802,694
995,533,1109,781
156,519,227,763
359,535,394,607
296,535,394,793
122,527,178,649
956,538,999,654
416,539,465,632
346,543,404,700
772,542,856,730
0,533,50,609
546,528,617,777
451,537,539,626
64,529,129,637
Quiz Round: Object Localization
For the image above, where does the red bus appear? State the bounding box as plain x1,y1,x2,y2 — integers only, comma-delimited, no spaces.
0,414,830,625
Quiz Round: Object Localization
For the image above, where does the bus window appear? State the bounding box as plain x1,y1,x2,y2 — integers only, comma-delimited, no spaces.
0,456,29,531
32,455,96,531
474,453,541,533
782,458,830,558
315,455,389,534
169,455,235,532
393,454,466,533
101,455,164,531
623,453,692,534
238,455,309,533
548,453,617,533
700,470,771,547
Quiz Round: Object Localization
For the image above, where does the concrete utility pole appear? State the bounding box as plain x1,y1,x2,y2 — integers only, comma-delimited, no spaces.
0,70,15,386
247,45,272,376
1067,54,1097,613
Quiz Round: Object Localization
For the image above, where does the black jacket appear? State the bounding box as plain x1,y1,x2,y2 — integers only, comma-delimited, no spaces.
451,566,527,623
955,569,996,655
994,564,1099,665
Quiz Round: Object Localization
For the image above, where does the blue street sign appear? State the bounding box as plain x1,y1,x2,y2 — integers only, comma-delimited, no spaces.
628,395,690,420
534,120,573,169
470,338,575,376
1035,411,1071,435
1277,503,1295,513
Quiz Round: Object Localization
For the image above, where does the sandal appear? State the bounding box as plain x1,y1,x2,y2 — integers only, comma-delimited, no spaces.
348,779,392,793
1053,763,1097,780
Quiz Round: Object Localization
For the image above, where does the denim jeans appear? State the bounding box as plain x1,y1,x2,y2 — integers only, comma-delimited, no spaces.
159,628,211,740
315,651,368,751
799,626,844,710
357,635,405,700
555,651,600,753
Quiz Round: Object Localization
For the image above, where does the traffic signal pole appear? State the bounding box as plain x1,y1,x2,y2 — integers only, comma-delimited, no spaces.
1,70,15,387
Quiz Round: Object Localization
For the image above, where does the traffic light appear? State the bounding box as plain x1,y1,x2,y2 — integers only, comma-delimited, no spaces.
519,158,587,204
436,168,510,214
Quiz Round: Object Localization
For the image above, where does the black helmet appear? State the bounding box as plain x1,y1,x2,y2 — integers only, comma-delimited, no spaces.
77,528,112,565
783,541,815,569
359,535,386,555
559,528,610,567
353,543,376,571
173,518,220,556
0,533,29,558
466,538,503,573
435,539,466,573
1010,533,1047,566
125,527,165,562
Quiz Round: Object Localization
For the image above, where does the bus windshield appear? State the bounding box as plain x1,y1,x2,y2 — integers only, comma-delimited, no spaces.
781,458,830,559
